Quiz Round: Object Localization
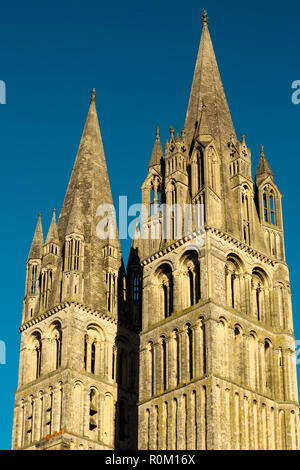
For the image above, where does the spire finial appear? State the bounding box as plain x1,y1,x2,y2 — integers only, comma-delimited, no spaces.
156,127,160,140
91,88,96,103
261,144,265,156
201,10,208,27
170,126,175,140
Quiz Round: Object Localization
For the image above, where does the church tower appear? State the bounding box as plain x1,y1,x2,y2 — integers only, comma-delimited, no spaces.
129,12,300,450
11,90,139,450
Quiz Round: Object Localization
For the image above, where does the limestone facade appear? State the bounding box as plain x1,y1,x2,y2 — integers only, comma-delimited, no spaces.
12,12,299,450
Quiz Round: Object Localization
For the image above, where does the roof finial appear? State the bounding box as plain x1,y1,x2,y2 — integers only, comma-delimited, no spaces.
170,126,175,140
201,10,208,27
91,88,96,103
156,127,160,140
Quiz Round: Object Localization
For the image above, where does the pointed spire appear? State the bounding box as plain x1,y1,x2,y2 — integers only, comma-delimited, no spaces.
28,212,44,260
57,89,123,311
184,11,236,152
149,127,164,167
58,89,114,239
45,208,60,245
256,145,274,184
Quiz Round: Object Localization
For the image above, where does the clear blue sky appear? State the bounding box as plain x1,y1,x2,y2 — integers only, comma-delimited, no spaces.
0,0,299,450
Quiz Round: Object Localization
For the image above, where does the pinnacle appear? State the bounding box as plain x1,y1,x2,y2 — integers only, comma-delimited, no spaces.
255,144,273,183
149,127,164,168
45,207,60,245
27,212,44,261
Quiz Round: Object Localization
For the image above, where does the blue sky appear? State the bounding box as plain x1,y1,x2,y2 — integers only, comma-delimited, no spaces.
0,0,299,450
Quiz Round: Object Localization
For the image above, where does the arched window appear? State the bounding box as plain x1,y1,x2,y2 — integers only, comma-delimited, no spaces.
234,326,243,382
27,262,38,295
242,186,251,244
84,326,103,375
278,347,284,400
40,269,53,309
264,340,272,394
175,330,180,385
52,323,62,369
225,255,243,310
150,342,154,396
150,183,155,216
189,270,194,305
29,332,42,380
146,408,150,450
252,268,268,322
187,325,193,381
65,236,83,271
181,251,201,308
269,192,276,224
156,264,173,318
89,389,98,432
106,271,117,313
249,333,257,389
262,186,277,225
161,337,167,391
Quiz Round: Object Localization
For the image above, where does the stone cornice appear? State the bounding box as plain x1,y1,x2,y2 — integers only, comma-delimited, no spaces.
141,230,204,266
19,301,137,333
140,225,279,267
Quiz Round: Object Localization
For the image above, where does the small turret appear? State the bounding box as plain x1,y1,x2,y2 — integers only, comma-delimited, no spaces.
27,212,43,261
44,208,60,257
23,212,44,321
255,145,284,260
148,127,164,168
255,145,274,186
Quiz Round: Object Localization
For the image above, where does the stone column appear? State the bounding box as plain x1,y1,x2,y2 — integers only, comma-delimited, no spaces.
86,336,92,373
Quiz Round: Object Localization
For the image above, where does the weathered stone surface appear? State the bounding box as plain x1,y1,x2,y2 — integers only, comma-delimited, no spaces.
12,12,299,451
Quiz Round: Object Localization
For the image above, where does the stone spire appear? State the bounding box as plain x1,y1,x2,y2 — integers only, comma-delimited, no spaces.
57,89,122,310
184,11,236,152
149,127,164,168
45,208,60,244
255,144,274,184
58,88,114,239
27,212,44,260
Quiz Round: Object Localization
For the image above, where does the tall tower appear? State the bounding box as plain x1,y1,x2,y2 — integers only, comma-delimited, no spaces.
12,90,138,450
129,12,300,450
